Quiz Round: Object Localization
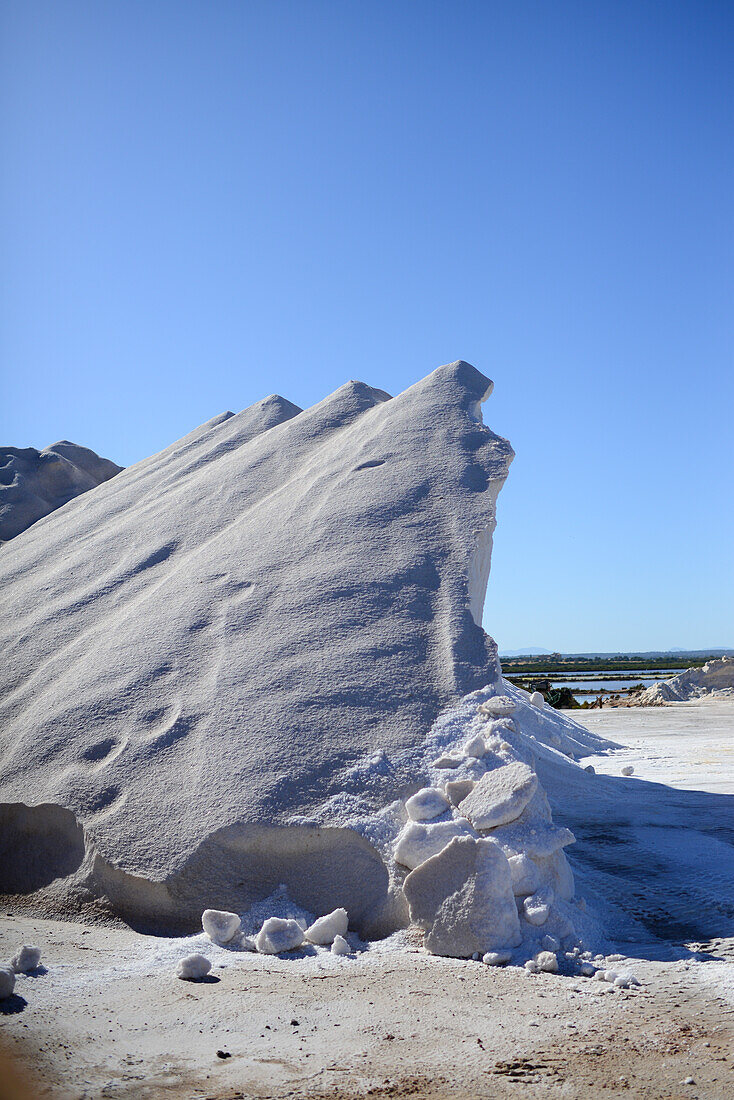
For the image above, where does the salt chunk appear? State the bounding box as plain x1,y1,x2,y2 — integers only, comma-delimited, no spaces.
584,765,595,774
10,945,41,973
202,909,241,945
394,817,474,870
0,968,15,999
524,959,538,973
255,917,305,954
603,970,618,983
463,735,486,758
535,951,558,973
523,889,553,926
530,691,544,707
483,950,511,966
432,754,462,769
580,963,596,977
479,696,516,717
621,766,634,776
403,835,521,957
614,973,631,988
304,908,348,945
405,787,450,822
507,853,540,897
542,935,560,952
445,778,475,806
491,820,575,858
457,762,538,830
331,934,350,956
176,954,211,980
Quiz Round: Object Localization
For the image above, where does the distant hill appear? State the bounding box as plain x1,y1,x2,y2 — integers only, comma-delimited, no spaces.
499,647,552,657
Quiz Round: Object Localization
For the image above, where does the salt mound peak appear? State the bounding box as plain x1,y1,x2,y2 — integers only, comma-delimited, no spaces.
0,440,122,542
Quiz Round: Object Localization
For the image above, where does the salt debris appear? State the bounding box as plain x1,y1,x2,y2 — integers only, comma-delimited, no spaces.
304,908,349,945
405,787,450,822
202,910,241,945
176,954,211,980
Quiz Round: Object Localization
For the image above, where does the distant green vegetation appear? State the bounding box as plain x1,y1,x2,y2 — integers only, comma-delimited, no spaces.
501,655,710,676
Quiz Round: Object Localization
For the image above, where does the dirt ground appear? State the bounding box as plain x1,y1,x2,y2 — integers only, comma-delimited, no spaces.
1,914,733,1100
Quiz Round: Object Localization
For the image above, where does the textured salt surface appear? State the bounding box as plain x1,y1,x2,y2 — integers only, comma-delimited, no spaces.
0,362,534,939
0,440,121,542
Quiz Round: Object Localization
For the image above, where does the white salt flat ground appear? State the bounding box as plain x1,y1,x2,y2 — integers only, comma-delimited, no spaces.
573,699,734,794
2,701,734,1098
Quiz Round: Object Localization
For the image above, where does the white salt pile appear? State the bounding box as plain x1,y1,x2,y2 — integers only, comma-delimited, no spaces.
0,441,121,542
636,656,734,704
0,361,620,965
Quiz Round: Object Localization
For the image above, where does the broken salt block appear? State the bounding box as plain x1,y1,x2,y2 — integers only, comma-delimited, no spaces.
331,935,350,956
444,778,475,806
176,954,211,980
0,968,15,999
483,950,511,966
524,959,539,973
202,909,241,945
403,835,521,958
530,691,544,707
507,853,540,897
432,754,462,769
535,951,558,973
405,787,450,822
479,696,516,718
255,917,305,954
523,889,553,926
490,820,575,859
394,817,475,870
10,945,41,973
457,762,538,830
463,734,486,758
304,908,348,945
621,765,635,776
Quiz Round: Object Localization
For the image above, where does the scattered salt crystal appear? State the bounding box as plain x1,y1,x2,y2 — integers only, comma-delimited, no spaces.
535,951,558,973
304,908,348,945
463,735,486,758
176,954,211,980
10,945,41,973
255,917,304,954
483,950,511,966
0,968,15,999
202,909,241,945
621,765,634,776
405,787,450,822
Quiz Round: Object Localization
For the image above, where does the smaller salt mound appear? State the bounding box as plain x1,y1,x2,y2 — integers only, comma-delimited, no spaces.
637,656,734,704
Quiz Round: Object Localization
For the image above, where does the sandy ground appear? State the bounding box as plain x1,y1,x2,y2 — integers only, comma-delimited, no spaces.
2,702,734,1099
1,913,733,1100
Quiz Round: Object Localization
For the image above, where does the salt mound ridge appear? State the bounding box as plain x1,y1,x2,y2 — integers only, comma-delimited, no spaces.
636,656,734,705
0,440,122,542
0,361,613,952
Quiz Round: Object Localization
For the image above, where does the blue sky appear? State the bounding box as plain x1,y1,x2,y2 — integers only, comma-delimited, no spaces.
2,1,732,653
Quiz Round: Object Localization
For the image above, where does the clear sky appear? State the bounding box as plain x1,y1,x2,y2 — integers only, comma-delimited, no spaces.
2,1,732,653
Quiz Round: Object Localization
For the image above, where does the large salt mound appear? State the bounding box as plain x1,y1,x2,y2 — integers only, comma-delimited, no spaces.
0,361,556,937
0,441,122,542
636,656,734,705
